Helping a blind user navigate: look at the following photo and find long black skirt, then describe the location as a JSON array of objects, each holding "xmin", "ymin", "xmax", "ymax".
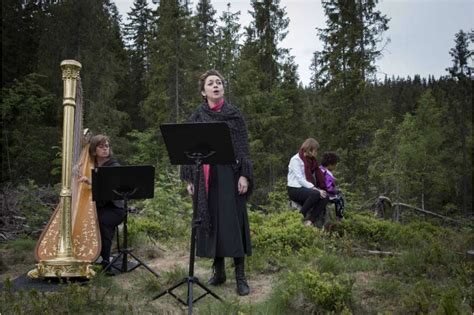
[{"xmin": 196, "ymin": 165, "xmax": 252, "ymax": 258}]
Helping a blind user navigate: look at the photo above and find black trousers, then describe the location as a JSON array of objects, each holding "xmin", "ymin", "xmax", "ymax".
[
  {"xmin": 97, "ymin": 205, "xmax": 126, "ymax": 263},
  {"xmin": 287, "ymin": 186, "xmax": 329, "ymax": 223}
]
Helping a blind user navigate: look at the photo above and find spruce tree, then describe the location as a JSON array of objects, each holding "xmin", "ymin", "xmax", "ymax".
[
  {"xmin": 315, "ymin": 0, "xmax": 389, "ymax": 104},
  {"xmin": 214, "ymin": 3, "xmax": 242, "ymax": 102},
  {"xmin": 234, "ymin": 0, "xmax": 300, "ymax": 194},
  {"xmin": 1, "ymin": 0, "xmax": 44, "ymax": 87},
  {"xmin": 395, "ymin": 90, "xmax": 450, "ymax": 210},
  {"xmin": 36, "ymin": 0, "xmax": 130, "ymax": 143},
  {"xmin": 310, "ymin": 0, "xmax": 389, "ymax": 192},
  {"xmin": 248, "ymin": 0, "xmax": 289, "ymax": 92},
  {"xmin": 1, "ymin": 74, "xmax": 59, "ymax": 183},
  {"xmin": 144, "ymin": 0, "xmax": 199, "ymax": 127},
  {"xmin": 193, "ymin": 0, "xmax": 217, "ymax": 69},
  {"xmin": 123, "ymin": 0, "xmax": 153, "ymax": 130},
  {"xmin": 445, "ymin": 30, "xmax": 473, "ymax": 214},
  {"xmin": 446, "ymin": 30, "xmax": 473, "ymax": 79}
]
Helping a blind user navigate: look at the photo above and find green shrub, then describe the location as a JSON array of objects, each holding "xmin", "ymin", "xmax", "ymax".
[
  {"xmin": 384, "ymin": 241, "xmax": 459, "ymax": 278},
  {"xmin": 454, "ymin": 261, "xmax": 474, "ymax": 309},
  {"xmin": 129, "ymin": 216, "xmax": 176, "ymax": 241},
  {"xmin": 264, "ymin": 178, "xmax": 292, "ymax": 214},
  {"xmin": 15, "ymin": 180, "xmax": 57, "ymax": 233},
  {"xmin": 2, "ymin": 238, "xmax": 36, "ymax": 251},
  {"xmin": 373, "ymin": 276, "xmax": 403, "ymax": 298},
  {"xmin": 0, "ymin": 238, "xmax": 37, "ymax": 266},
  {"xmin": 251, "ymin": 211, "xmax": 322, "ymax": 256},
  {"xmin": 339, "ymin": 212, "xmax": 402, "ymax": 249},
  {"xmin": 436, "ymin": 289, "xmax": 465, "ymax": 315},
  {"xmin": 399, "ymin": 279, "xmax": 435, "ymax": 313},
  {"xmin": 316, "ymin": 252, "xmax": 345, "ymax": 275},
  {"xmin": 129, "ymin": 169, "xmax": 192, "ymax": 243},
  {"xmin": 142, "ymin": 170, "xmax": 192, "ymax": 220},
  {"xmin": 1, "ymin": 279, "xmax": 136, "ymax": 314},
  {"xmin": 280, "ymin": 268, "xmax": 353, "ymax": 313}
]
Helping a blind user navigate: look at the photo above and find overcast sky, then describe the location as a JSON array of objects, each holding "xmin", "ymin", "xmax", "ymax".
[{"xmin": 115, "ymin": 0, "xmax": 473, "ymax": 86}]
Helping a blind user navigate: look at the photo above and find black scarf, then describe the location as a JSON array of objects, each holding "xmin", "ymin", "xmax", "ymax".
[{"xmin": 180, "ymin": 101, "xmax": 253, "ymax": 234}]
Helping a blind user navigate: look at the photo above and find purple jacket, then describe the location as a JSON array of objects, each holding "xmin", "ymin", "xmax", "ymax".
[{"xmin": 319, "ymin": 165, "xmax": 337, "ymax": 196}]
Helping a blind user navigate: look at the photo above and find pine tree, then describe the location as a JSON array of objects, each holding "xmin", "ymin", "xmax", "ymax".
[
  {"xmin": 309, "ymin": 51, "xmax": 326, "ymax": 90},
  {"xmin": 193, "ymin": 0, "xmax": 217, "ymax": 69},
  {"xmin": 1, "ymin": 74, "xmax": 60, "ymax": 183},
  {"xmin": 248, "ymin": 0, "xmax": 289, "ymax": 92},
  {"xmin": 315, "ymin": 0, "xmax": 389, "ymax": 102},
  {"xmin": 234, "ymin": 0, "xmax": 299, "ymax": 195},
  {"xmin": 309, "ymin": 0, "xmax": 389, "ymax": 193},
  {"xmin": 144, "ymin": 0, "xmax": 199, "ymax": 128},
  {"xmin": 395, "ymin": 90, "xmax": 450, "ymax": 210},
  {"xmin": 445, "ymin": 30, "xmax": 473, "ymax": 214},
  {"xmin": 1, "ymin": 0, "xmax": 45, "ymax": 87},
  {"xmin": 214, "ymin": 3, "xmax": 242, "ymax": 101},
  {"xmin": 123, "ymin": 0, "xmax": 153, "ymax": 130},
  {"xmin": 36, "ymin": 0, "xmax": 131, "ymax": 141},
  {"xmin": 446, "ymin": 30, "xmax": 473, "ymax": 79}
]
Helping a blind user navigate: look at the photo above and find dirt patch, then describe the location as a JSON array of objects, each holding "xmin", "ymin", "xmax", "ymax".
[{"xmin": 114, "ymin": 244, "xmax": 275, "ymax": 303}]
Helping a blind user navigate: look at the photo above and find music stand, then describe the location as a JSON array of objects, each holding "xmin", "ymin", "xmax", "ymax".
[
  {"xmin": 92, "ymin": 165, "xmax": 159, "ymax": 278},
  {"xmin": 152, "ymin": 122, "xmax": 235, "ymax": 313}
]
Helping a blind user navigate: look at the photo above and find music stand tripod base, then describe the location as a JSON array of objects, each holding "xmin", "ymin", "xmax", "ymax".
[
  {"xmin": 151, "ymin": 154, "xmax": 223, "ymax": 310},
  {"xmin": 101, "ymin": 209, "xmax": 160, "ymax": 279}
]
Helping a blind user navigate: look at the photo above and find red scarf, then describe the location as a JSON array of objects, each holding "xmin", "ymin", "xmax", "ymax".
[
  {"xmin": 298, "ymin": 149, "xmax": 327, "ymax": 190},
  {"xmin": 203, "ymin": 98, "xmax": 225, "ymax": 194}
]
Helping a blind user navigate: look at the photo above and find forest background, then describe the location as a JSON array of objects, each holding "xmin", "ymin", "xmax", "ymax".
[
  {"xmin": 1, "ymin": 0, "xmax": 473, "ymax": 313},
  {"xmin": 2, "ymin": 0, "xmax": 472, "ymax": 215}
]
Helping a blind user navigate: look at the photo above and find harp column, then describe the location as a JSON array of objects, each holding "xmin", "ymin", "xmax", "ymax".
[
  {"xmin": 28, "ymin": 60, "xmax": 95, "ymax": 278},
  {"xmin": 57, "ymin": 59, "xmax": 81, "ymax": 260}
]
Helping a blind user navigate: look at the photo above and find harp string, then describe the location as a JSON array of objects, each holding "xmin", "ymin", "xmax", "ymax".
[{"xmin": 71, "ymin": 78, "xmax": 84, "ymax": 225}]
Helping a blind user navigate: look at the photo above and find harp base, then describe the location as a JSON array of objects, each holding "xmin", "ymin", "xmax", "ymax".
[{"xmin": 27, "ymin": 259, "xmax": 96, "ymax": 279}]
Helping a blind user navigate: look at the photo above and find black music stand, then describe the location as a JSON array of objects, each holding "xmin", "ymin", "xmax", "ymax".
[
  {"xmin": 92, "ymin": 165, "xmax": 159, "ymax": 278},
  {"xmin": 152, "ymin": 122, "xmax": 235, "ymax": 314}
]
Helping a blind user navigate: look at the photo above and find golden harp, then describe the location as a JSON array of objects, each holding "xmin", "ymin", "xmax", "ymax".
[{"xmin": 28, "ymin": 60, "xmax": 100, "ymax": 278}]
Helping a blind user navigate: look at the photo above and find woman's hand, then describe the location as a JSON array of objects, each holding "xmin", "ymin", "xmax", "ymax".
[
  {"xmin": 312, "ymin": 186, "xmax": 328, "ymax": 198},
  {"xmin": 319, "ymin": 189, "xmax": 328, "ymax": 198},
  {"xmin": 78, "ymin": 175, "xmax": 91, "ymax": 185},
  {"xmin": 238, "ymin": 176, "xmax": 249, "ymax": 195},
  {"xmin": 187, "ymin": 183, "xmax": 194, "ymax": 196}
]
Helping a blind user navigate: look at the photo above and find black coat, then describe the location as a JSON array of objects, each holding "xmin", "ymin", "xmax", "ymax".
[{"xmin": 181, "ymin": 102, "xmax": 253, "ymax": 258}]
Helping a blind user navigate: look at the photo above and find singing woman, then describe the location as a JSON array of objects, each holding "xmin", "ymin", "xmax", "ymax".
[{"xmin": 181, "ymin": 70, "xmax": 254, "ymax": 296}]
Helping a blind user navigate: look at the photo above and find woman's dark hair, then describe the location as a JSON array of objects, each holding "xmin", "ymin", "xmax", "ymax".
[
  {"xmin": 321, "ymin": 151, "xmax": 340, "ymax": 167},
  {"xmin": 199, "ymin": 69, "xmax": 225, "ymax": 99},
  {"xmin": 89, "ymin": 134, "xmax": 112, "ymax": 160}
]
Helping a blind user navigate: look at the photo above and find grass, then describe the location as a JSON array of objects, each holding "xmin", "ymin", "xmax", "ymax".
[
  {"xmin": 2, "ymin": 238, "xmax": 37, "ymax": 251},
  {"xmin": 1, "ymin": 210, "xmax": 473, "ymax": 314}
]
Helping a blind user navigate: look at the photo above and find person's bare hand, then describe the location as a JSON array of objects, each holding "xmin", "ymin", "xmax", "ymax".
[
  {"xmin": 319, "ymin": 189, "xmax": 327, "ymax": 198},
  {"xmin": 238, "ymin": 176, "xmax": 249, "ymax": 195},
  {"xmin": 187, "ymin": 183, "xmax": 194, "ymax": 195},
  {"xmin": 311, "ymin": 186, "xmax": 327, "ymax": 198},
  {"xmin": 78, "ymin": 175, "xmax": 91, "ymax": 185}
]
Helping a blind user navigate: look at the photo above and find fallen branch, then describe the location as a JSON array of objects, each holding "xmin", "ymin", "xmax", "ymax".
[
  {"xmin": 393, "ymin": 202, "xmax": 462, "ymax": 224},
  {"xmin": 354, "ymin": 248, "xmax": 399, "ymax": 256}
]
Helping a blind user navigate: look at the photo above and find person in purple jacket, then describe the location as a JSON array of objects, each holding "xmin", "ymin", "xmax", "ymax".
[{"xmin": 320, "ymin": 152, "xmax": 345, "ymax": 220}]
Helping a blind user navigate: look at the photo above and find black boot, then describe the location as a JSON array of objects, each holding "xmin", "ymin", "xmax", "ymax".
[
  {"xmin": 234, "ymin": 257, "xmax": 250, "ymax": 296},
  {"xmin": 208, "ymin": 257, "xmax": 226, "ymax": 285}
]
